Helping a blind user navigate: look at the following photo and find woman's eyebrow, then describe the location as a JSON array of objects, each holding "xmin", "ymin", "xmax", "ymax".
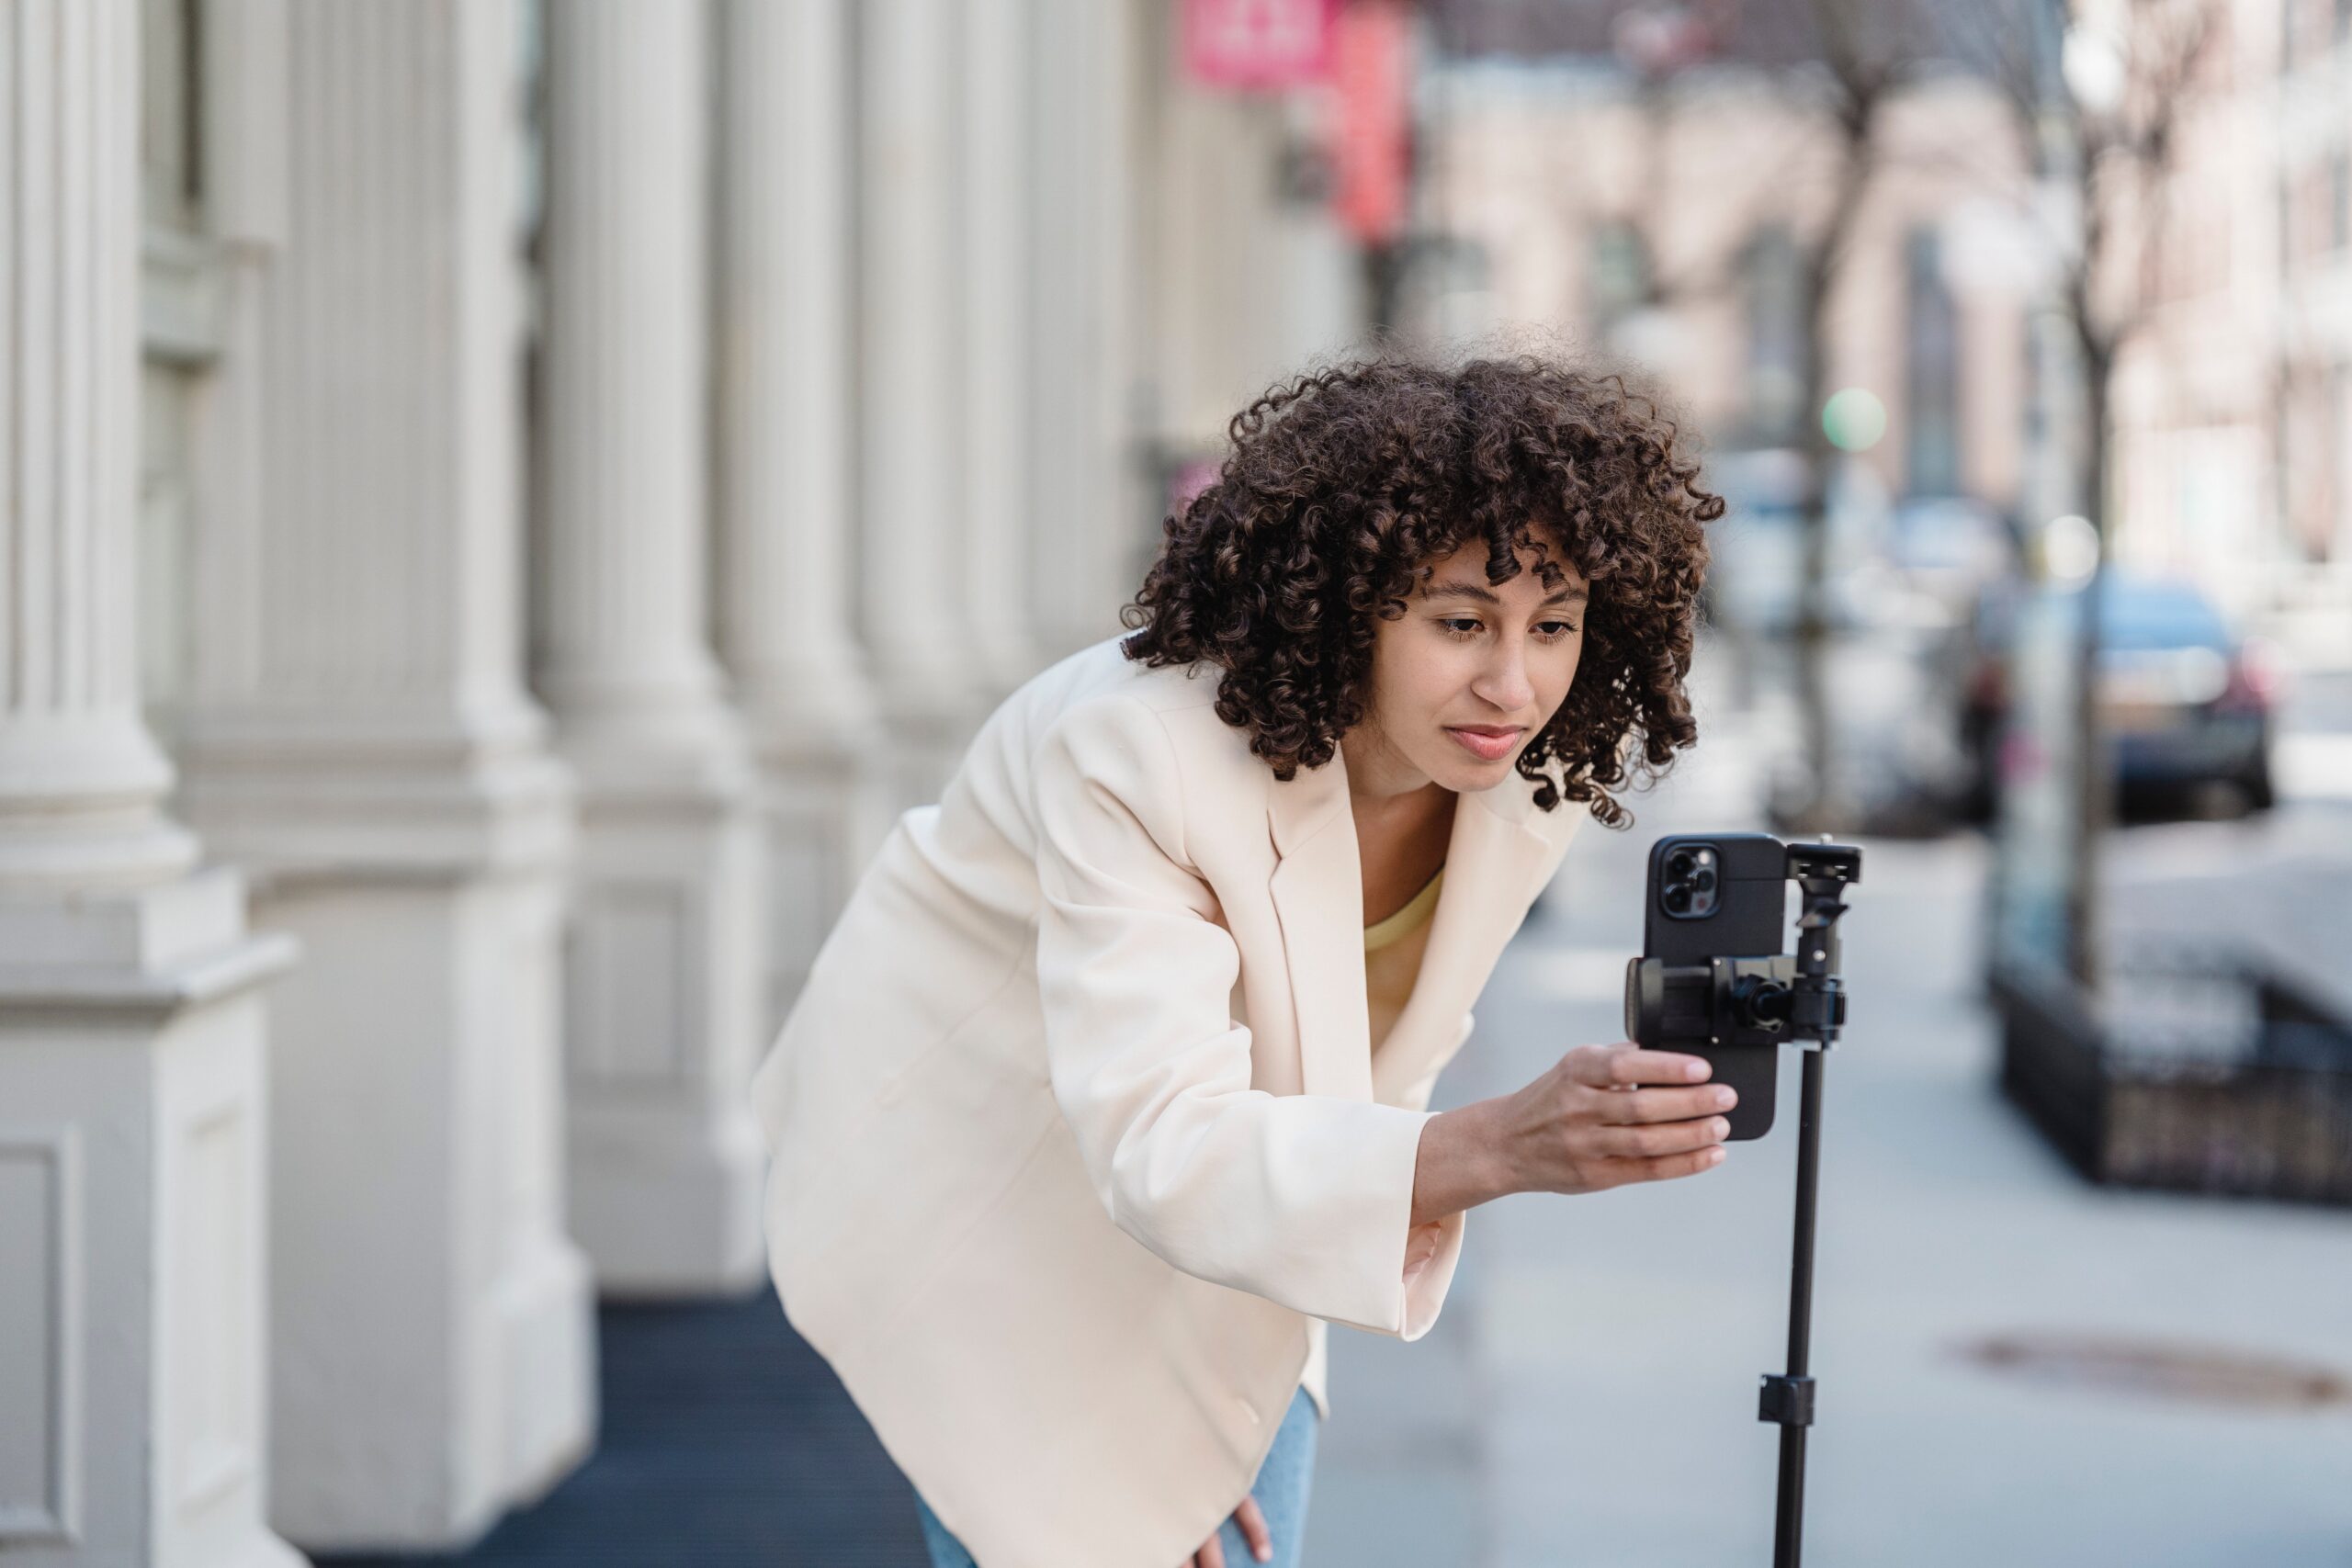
[{"xmin": 1426, "ymin": 581, "xmax": 1590, "ymax": 606}]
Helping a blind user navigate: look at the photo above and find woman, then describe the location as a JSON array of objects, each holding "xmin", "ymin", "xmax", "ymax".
[{"xmin": 749, "ymin": 354, "xmax": 1731, "ymax": 1568}]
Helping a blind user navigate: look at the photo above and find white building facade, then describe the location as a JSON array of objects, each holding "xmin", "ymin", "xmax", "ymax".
[
  {"xmin": 0, "ymin": 0, "xmax": 1374, "ymax": 1562},
  {"xmin": 2110, "ymin": 0, "xmax": 2352, "ymax": 658}
]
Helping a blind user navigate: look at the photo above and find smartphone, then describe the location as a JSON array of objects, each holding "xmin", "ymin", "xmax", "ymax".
[{"xmin": 1636, "ymin": 832, "xmax": 1787, "ymax": 1141}]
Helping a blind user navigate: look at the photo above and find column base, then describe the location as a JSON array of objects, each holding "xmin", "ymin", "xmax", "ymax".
[
  {"xmin": 249, "ymin": 850, "xmax": 596, "ymax": 1552},
  {"xmin": 0, "ymin": 869, "xmax": 308, "ymax": 1568},
  {"xmin": 744, "ymin": 720, "xmax": 882, "ymax": 1038},
  {"xmin": 488, "ymin": 1234, "xmax": 600, "ymax": 1505},
  {"xmin": 204, "ymin": 1526, "xmax": 313, "ymax": 1568},
  {"xmin": 569, "ymin": 1115, "xmax": 768, "ymax": 1296},
  {"xmin": 559, "ymin": 733, "xmax": 773, "ymax": 1299}
]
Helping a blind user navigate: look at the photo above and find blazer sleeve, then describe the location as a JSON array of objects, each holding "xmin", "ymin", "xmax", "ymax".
[
  {"xmin": 1389, "ymin": 1010, "xmax": 1475, "ymax": 1322},
  {"xmin": 1031, "ymin": 693, "xmax": 1454, "ymax": 1339}
]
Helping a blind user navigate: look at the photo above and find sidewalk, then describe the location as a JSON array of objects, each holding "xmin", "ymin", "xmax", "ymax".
[{"xmin": 1306, "ymin": 662, "xmax": 2352, "ymax": 1566}]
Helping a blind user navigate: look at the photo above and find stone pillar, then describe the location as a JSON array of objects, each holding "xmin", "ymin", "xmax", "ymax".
[
  {"xmin": 858, "ymin": 0, "xmax": 992, "ymax": 811},
  {"xmin": 534, "ymin": 0, "xmax": 768, "ymax": 1295},
  {"xmin": 173, "ymin": 0, "xmax": 595, "ymax": 1547},
  {"xmin": 957, "ymin": 0, "xmax": 1047, "ymax": 700},
  {"xmin": 712, "ymin": 0, "xmax": 890, "ymax": 1028},
  {"xmin": 0, "ymin": 5, "xmax": 302, "ymax": 1566},
  {"xmin": 1027, "ymin": 0, "xmax": 1149, "ymax": 663}
]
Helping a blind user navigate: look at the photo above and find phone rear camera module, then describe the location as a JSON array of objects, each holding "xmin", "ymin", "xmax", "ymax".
[{"xmin": 1661, "ymin": 841, "xmax": 1719, "ymax": 919}]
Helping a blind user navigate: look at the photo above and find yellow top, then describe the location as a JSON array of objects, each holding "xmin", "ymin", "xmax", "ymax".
[
  {"xmin": 1363, "ymin": 864, "xmax": 1443, "ymax": 1055},
  {"xmin": 1363, "ymin": 864, "xmax": 1445, "ymax": 953}
]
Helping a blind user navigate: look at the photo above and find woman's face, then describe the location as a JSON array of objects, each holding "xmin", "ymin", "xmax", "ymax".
[{"xmin": 1349, "ymin": 536, "xmax": 1589, "ymax": 799}]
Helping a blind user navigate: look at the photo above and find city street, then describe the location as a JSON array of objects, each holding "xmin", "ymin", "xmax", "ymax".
[
  {"xmin": 27, "ymin": 6, "xmax": 2352, "ymax": 1563},
  {"xmin": 1307, "ymin": 646, "xmax": 2352, "ymax": 1567}
]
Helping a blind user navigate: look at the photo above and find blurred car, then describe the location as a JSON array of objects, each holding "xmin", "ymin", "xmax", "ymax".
[{"xmin": 1955, "ymin": 572, "xmax": 2283, "ymax": 817}]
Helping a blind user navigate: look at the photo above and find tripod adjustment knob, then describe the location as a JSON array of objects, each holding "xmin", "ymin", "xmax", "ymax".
[{"xmin": 1758, "ymin": 1373, "xmax": 1816, "ymax": 1427}]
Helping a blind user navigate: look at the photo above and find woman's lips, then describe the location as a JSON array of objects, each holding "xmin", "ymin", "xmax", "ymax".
[{"xmin": 1445, "ymin": 726, "xmax": 1523, "ymax": 761}]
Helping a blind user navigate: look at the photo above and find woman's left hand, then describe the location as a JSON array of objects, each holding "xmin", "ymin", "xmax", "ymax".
[{"xmin": 1188, "ymin": 1495, "xmax": 1273, "ymax": 1565}]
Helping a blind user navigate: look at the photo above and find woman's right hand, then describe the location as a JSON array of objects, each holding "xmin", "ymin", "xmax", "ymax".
[
  {"xmin": 1489, "ymin": 1042, "xmax": 1735, "ymax": 1197},
  {"xmin": 1185, "ymin": 1495, "xmax": 1272, "ymax": 1566}
]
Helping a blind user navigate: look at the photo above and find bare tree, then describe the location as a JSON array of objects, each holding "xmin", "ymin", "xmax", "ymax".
[
  {"xmin": 1946, "ymin": 0, "xmax": 2222, "ymax": 984},
  {"xmin": 1775, "ymin": 0, "xmax": 1918, "ymax": 832},
  {"xmin": 1602, "ymin": 0, "xmax": 1931, "ymax": 830},
  {"xmin": 1428, "ymin": 0, "xmax": 1960, "ymax": 824}
]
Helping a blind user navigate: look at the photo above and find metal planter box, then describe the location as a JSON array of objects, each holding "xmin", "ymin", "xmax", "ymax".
[{"xmin": 1992, "ymin": 953, "xmax": 2352, "ymax": 1206}]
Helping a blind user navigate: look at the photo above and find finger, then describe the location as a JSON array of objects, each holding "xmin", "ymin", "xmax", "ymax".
[
  {"xmin": 1566, "ymin": 1043, "xmax": 1713, "ymax": 1089},
  {"xmin": 1599, "ymin": 1083, "xmax": 1738, "ymax": 1125},
  {"xmin": 1237, "ymin": 1496, "xmax": 1272, "ymax": 1562},
  {"xmin": 1629, "ymin": 1145, "xmax": 1730, "ymax": 1182},
  {"xmin": 1594, "ymin": 1118, "xmax": 1730, "ymax": 1159},
  {"xmin": 1196, "ymin": 1535, "xmax": 1224, "ymax": 1568}
]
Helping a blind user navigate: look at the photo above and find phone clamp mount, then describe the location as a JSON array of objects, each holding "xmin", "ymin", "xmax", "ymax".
[
  {"xmin": 1624, "ymin": 837, "xmax": 1860, "ymax": 1568},
  {"xmin": 1621, "ymin": 841, "xmax": 1856, "ymax": 1055}
]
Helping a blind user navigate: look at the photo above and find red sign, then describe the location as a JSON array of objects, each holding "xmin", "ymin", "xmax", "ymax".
[
  {"xmin": 1329, "ymin": 0, "xmax": 1413, "ymax": 243},
  {"xmin": 1182, "ymin": 0, "xmax": 1339, "ymax": 90}
]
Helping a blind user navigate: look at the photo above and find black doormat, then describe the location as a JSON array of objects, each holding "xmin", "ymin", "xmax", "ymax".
[{"xmin": 315, "ymin": 1293, "xmax": 928, "ymax": 1567}]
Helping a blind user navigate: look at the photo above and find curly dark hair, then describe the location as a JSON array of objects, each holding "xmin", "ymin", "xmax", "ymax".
[{"xmin": 1118, "ymin": 353, "xmax": 1723, "ymax": 827}]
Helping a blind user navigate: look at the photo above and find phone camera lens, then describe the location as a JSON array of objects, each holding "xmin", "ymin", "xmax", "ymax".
[
  {"xmin": 1667, "ymin": 851, "xmax": 1696, "ymax": 877},
  {"xmin": 1663, "ymin": 884, "xmax": 1691, "ymax": 914},
  {"xmin": 1690, "ymin": 867, "xmax": 1717, "ymax": 894}
]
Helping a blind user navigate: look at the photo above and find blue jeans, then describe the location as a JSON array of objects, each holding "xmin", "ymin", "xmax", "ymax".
[{"xmin": 912, "ymin": 1384, "xmax": 1320, "ymax": 1567}]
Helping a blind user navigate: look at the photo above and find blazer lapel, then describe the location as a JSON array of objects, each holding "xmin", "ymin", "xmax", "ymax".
[
  {"xmin": 1265, "ymin": 745, "xmax": 1372, "ymax": 1101},
  {"xmin": 1265, "ymin": 741, "xmax": 1574, "ymax": 1103}
]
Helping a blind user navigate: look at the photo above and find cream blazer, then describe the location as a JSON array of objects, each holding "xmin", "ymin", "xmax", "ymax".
[{"xmin": 749, "ymin": 632, "xmax": 1583, "ymax": 1567}]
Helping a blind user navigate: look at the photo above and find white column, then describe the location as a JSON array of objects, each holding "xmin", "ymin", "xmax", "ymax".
[
  {"xmin": 1026, "ymin": 0, "xmax": 1150, "ymax": 662},
  {"xmin": 713, "ymin": 0, "xmax": 892, "ymax": 1028},
  {"xmin": 0, "ymin": 5, "xmax": 302, "ymax": 1566},
  {"xmin": 858, "ymin": 0, "xmax": 992, "ymax": 810},
  {"xmin": 957, "ymin": 0, "xmax": 1047, "ymax": 698},
  {"xmin": 172, "ymin": 0, "xmax": 595, "ymax": 1547},
  {"xmin": 535, "ymin": 0, "xmax": 768, "ymax": 1295}
]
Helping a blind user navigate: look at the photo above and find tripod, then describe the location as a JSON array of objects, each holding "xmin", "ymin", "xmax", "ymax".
[{"xmin": 1757, "ymin": 844, "xmax": 1857, "ymax": 1568}]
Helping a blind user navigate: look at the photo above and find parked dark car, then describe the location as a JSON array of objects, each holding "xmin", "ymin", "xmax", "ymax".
[{"xmin": 1955, "ymin": 573, "xmax": 2282, "ymax": 818}]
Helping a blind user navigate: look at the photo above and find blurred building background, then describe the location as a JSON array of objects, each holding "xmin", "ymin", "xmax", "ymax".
[{"xmin": 2, "ymin": 1, "xmax": 2345, "ymax": 1565}]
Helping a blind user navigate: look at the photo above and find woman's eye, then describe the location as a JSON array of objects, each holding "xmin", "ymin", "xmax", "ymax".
[{"xmin": 1439, "ymin": 617, "xmax": 1578, "ymax": 640}]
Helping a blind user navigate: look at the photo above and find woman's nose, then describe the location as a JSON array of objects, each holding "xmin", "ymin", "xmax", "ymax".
[{"xmin": 1476, "ymin": 646, "xmax": 1535, "ymax": 711}]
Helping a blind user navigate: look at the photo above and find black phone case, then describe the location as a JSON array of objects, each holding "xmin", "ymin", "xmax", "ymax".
[{"xmin": 1641, "ymin": 832, "xmax": 1785, "ymax": 1141}]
